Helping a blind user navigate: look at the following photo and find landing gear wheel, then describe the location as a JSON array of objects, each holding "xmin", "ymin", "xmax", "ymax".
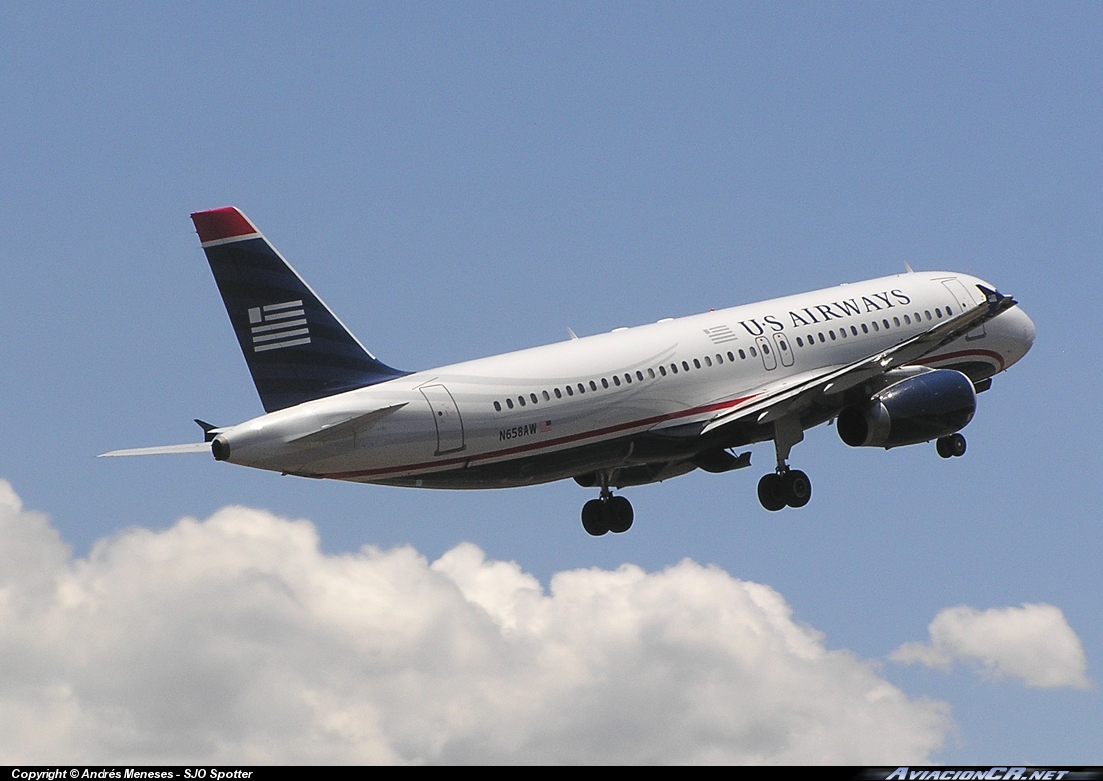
[
  {"xmin": 606, "ymin": 496, "xmax": 634, "ymax": 534},
  {"xmin": 782, "ymin": 470, "xmax": 812, "ymax": 508},
  {"xmin": 581, "ymin": 499, "xmax": 608, "ymax": 536},
  {"xmin": 757, "ymin": 473, "xmax": 787, "ymax": 511},
  {"xmin": 937, "ymin": 433, "xmax": 967, "ymax": 458}
]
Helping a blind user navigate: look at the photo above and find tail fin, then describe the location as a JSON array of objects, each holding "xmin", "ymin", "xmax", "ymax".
[{"xmin": 191, "ymin": 207, "xmax": 407, "ymax": 412}]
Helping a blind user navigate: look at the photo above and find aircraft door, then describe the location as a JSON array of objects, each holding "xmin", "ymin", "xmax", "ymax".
[
  {"xmin": 419, "ymin": 384, "xmax": 466, "ymax": 455},
  {"xmin": 773, "ymin": 332, "xmax": 794, "ymax": 367},
  {"xmin": 755, "ymin": 336, "xmax": 778, "ymax": 370},
  {"xmin": 942, "ymin": 279, "xmax": 986, "ymax": 341}
]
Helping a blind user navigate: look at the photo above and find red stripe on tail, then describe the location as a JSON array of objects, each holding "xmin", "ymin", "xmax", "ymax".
[{"xmin": 191, "ymin": 207, "xmax": 258, "ymax": 243}]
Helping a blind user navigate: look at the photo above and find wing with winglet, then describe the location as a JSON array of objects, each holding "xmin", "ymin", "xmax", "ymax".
[{"xmin": 700, "ymin": 286, "xmax": 1018, "ymax": 437}]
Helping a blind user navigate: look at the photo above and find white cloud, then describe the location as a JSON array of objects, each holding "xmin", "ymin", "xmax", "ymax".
[
  {"xmin": 890, "ymin": 604, "xmax": 1090, "ymax": 689},
  {"xmin": 0, "ymin": 479, "xmax": 949, "ymax": 764}
]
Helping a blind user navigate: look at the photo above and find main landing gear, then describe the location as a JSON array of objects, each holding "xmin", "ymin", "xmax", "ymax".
[
  {"xmin": 936, "ymin": 433, "xmax": 967, "ymax": 458},
  {"xmin": 757, "ymin": 469, "xmax": 812, "ymax": 511},
  {"xmin": 580, "ymin": 474, "xmax": 634, "ymax": 536},
  {"xmin": 757, "ymin": 413, "xmax": 812, "ymax": 512}
]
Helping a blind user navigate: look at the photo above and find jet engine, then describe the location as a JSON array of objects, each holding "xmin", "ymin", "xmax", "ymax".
[{"xmin": 836, "ymin": 369, "xmax": 977, "ymax": 449}]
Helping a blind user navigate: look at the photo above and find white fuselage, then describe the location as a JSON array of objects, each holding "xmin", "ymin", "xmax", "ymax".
[{"xmin": 215, "ymin": 271, "xmax": 1035, "ymax": 488}]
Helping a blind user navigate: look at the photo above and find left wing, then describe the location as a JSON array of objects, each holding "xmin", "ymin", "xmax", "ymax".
[{"xmin": 701, "ymin": 285, "xmax": 1017, "ymax": 436}]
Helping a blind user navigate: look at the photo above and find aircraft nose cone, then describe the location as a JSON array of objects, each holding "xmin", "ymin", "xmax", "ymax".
[
  {"xmin": 1002, "ymin": 305, "xmax": 1035, "ymax": 366},
  {"xmin": 1014, "ymin": 306, "xmax": 1036, "ymax": 350}
]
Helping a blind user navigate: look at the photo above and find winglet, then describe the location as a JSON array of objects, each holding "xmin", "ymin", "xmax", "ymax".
[
  {"xmin": 976, "ymin": 284, "xmax": 1017, "ymax": 314},
  {"xmin": 191, "ymin": 207, "xmax": 260, "ymax": 246}
]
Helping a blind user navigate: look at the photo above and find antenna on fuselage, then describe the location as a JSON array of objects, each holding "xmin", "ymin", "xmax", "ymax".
[
  {"xmin": 904, "ymin": 262, "xmax": 915, "ymax": 273},
  {"xmin": 567, "ymin": 327, "xmax": 579, "ymax": 340}
]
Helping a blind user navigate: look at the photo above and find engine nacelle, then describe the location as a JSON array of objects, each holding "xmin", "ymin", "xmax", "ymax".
[{"xmin": 837, "ymin": 369, "xmax": 977, "ymax": 449}]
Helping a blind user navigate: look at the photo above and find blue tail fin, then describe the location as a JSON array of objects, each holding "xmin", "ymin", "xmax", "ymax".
[{"xmin": 191, "ymin": 207, "xmax": 407, "ymax": 412}]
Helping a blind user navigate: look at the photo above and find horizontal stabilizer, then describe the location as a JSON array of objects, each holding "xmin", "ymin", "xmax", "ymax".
[
  {"xmin": 286, "ymin": 403, "xmax": 407, "ymax": 445},
  {"xmin": 98, "ymin": 442, "xmax": 212, "ymax": 458}
]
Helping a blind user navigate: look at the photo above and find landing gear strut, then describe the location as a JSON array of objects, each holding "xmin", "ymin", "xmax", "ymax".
[
  {"xmin": 936, "ymin": 433, "xmax": 967, "ymax": 458},
  {"xmin": 757, "ymin": 414, "xmax": 812, "ymax": 511},
  {"xmin": 581, "ymin": 473, "xmax": 634, "ymax": 536}
]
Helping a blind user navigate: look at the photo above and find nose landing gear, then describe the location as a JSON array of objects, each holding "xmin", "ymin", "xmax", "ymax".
[{"xmin": 580, "ymin": 474, "xmax": 634, "ymax": 536}]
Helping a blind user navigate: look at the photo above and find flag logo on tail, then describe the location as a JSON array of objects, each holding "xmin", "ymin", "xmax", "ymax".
[{"xmin": 248, "ymin": 300, "xmax": 311, "ymax": 352}]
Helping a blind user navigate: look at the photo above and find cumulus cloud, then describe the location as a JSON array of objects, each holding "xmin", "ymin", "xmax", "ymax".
[
  {"xmin": 890, "ymin": 604, "xmax": 1090, "ymax": 689},
  {"xmin": 0, "ymin": 479, "xmax": 949, "ymax": 763}
]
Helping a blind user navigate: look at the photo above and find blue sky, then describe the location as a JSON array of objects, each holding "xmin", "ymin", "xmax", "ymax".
[{"xmin": 0, "ymin": 2, "xmax": 1100, "ymax": 763}]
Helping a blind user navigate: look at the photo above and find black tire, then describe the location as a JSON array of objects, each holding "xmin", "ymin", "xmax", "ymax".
[
  {"xmin": 757, "ymin": 473, "xmax": 787, "ymax": 511},
  {"xmin": 606, "ymin": 496, "xmax": 634, "ymax": 534},
  {"xmin": 783, "ymin": 470, "xmax": 812, "ymax": 508},
  {"xmin": 581, "ymin": 499, "xmax": 608, "ymax": 536},
  {"xmin": 936, "ymin": 437, "xmax": 952, "ymax": 458},
  {"xmin": 948, "ymin": 433, "xmax": 967, "ymax": 457}
]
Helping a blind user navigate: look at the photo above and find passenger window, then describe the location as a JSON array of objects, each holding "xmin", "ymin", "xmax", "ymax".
[
  {"xmin": 728, "ymin": 352, "xmax": 736, "ymax": 361},
  {"xmin": 861, "ymin": 323, "xmax": 869, "ymax": 334},
  {"xmin": 624, "ymin": 374, "xmax": 631, "ymax": 384},
  {"xmin": 839, "ymin": 329, "xmax": 846, "ymax": 338},
  {"xmin": 637, "ymin": 371, "xmax": 645, "ymax": 381},
  {"xmin": 671, "ymin": 364, "xmax": 679, "ymax": 374},
  {"xmin": 682, "ymin": 361, "xmax": 690, "ymax": 371},
  {"xmin": 851, "ymin": 326, "xmax": 858, "ymax": 336},
  {"xmin": 716, "ymin": 354, "xmax": 724, "ymax": 364},
  {"xmin": 914, "ymin": 312, "xmax": 921, "ymax": 322},
  {"xmin": 925, "ymin": 311, "xmax": 932, "ymax": 320},
  {"xmin": 904, "ymin": 315, "xmax": 911, "ymax": 325},
  {"xmin": 506, "ymin": 398, "xmax": 514, "ymax": 409},
  {"xmin": 946, "ymin": 304, "xmax": 953, "ymax": 314},
  {"xmin": 796, "ymin": 337, "xmax": 804, "ymax": 347},
  {"xmin": 750, "ymin": 346, "xmax": 757, "ymax": 357},
  {"xmin": 648, "ymin": 369, "xmax": 655, "ymax": 379},
  {"xmin": 494, "ymin": 401, "xmax": 501, "ymax": 411},
  {"xmin": 893, "ymin": 317, "xmax": 901, "ymax": 326},
  {"xmin": 566, "ymin": 386, "xmax": 574, "ymax": 396},
  {"xmin": 601, "ymin": 378, "xmax": 609, "ymax": 389},
  {"xmin": 613, "ymin": 375, "xmax": 621, "ymax": 386},
  {"xmin": 659, "ymin": 366, "xmax": 667, "ymax": 376},
  {"xmin": 693, "ymin": 358, "xmax": 702, "ymax": 369},
  {"xmin": 872, "ymin": 322, "xmax": 879, "ymax": 331},
  {"xmin": 518, "ymin": 396, "xmax": 526, "ymax": 407},
  {"xmin": 578, "ymin": 383, "xmax": 586, "ymax": 394},
  {"xmin": 935, "ymin": 308, "xmax": 942, "ymax": 318},
  {"xmin": 590, "ymin": 380, "xmax": 598, "ymax": 391},
  {"xmin": 818, "ymin": 333, "xmax": 825, "ymax": 343},
  {"xmin": 704, "ymin": 356, "xmax": 712, "ymax": 367},
  {"xmin": 543, "ymin": 390, "xmax": 550, "ymax": 401},
  {"xmin": 738, "ymin": 349, "xmax": 746, "ymax": 359},
  {"xmin": 829, "ymin": 330, "xmax": 836, "ymax": 340},
  {"xmin": 762, "ymin": 343, "xmax": 771, "ymax": 353},
  {"xmin": 554, "ymin": 388, "xmax": 562, "ymax": 398},
  {"xmin": 530, "ymin": 393, "xmax": 538, "ymax": 404},
  {"xmin": 883, "ymin": 319, "xmax": 890, "ymax": 329}
]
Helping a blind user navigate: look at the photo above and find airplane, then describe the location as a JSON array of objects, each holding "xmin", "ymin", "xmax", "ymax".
[{"xmin": 102, "ymin": 206, "xmax": 1036, "ymax": 535}]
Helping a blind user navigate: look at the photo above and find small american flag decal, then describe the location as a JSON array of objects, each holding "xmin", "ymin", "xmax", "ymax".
[{"xmin": 248, "ymin": 300, "xmax": 311, "ymax": 352}]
